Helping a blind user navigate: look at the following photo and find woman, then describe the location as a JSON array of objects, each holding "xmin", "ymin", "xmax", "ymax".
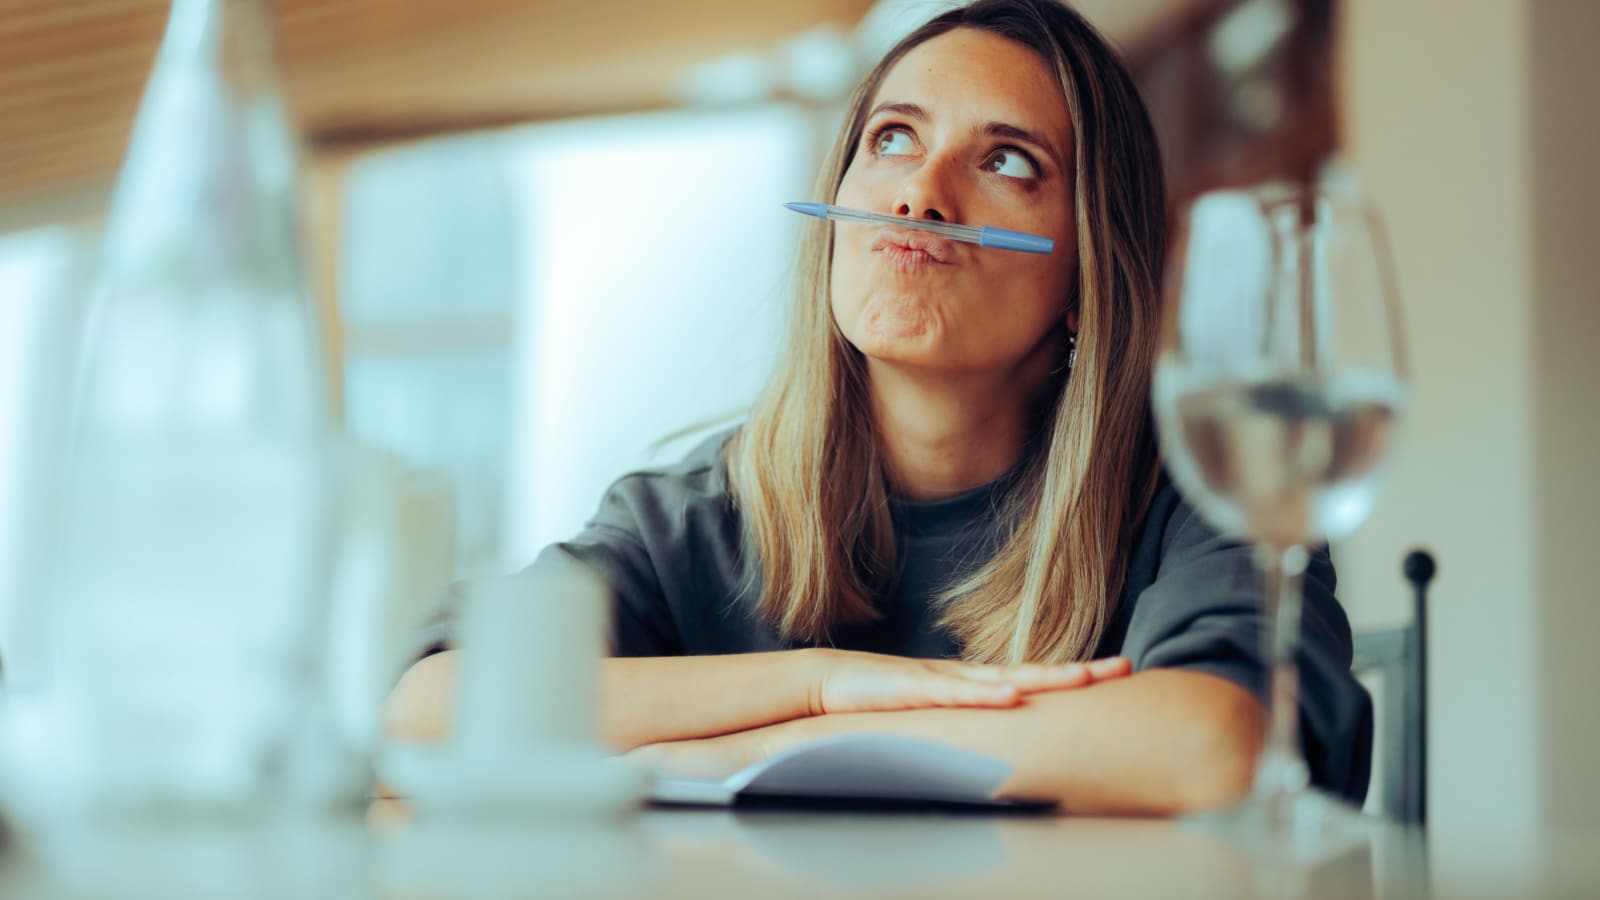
[{"xmin": 387, "ymin": 0, "xmax": 1372, "ymax": 815}]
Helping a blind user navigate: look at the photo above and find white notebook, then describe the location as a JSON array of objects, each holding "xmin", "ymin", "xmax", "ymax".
[{"xmin": 648, "ymin": 733, "xmax": 1050, "ymax": 810}]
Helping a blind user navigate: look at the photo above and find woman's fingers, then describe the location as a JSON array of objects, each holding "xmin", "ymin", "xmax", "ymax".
[
  {"xmin": 936, "ymin": 661, "xmax": 1079, "ymax": 687},
  {"xmin": 1086, "ymin": 656, "xmax": 1133, "ymax": 679},
  {"xmin": 1002, "ymin": 662, "xmax": 1095, "ymax": 690},
  {"xmin": 940, "ymin": 657, "xmax": 1132, "ymax": 693},
  {"xmin": 921, "ymin": 675, "xmax": 1022, "ymax": 708},
  {"xmin": 907, "ymin": 657, "xmax": 1134, "ymax": 709},
  {"xmin": 817, "ymin": 653, "xmax": 1135, "ymax": 715}
]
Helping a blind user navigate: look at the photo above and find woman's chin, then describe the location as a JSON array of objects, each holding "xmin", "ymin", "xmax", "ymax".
[
  {"xmin": 852, "ymin": 296, "xmax": 938, "ymax": 344},
  {"xmin": 851, "ymin": 325, "xmax": 937, "ymax": 364},
  {"xmin": 838, "ymin": 291, "xmax": 966, "ymax": 366},
  {"xmin": 852, "ymin": 333, "xmax": 953, "ymax": 370}
]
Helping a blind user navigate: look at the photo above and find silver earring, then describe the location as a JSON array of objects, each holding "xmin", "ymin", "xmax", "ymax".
[{"xmin": 1067, "ymin": 333, "xmax": 1078, "ymax": 370}]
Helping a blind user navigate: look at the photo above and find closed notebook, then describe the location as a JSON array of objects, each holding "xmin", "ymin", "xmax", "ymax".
[{"xmin": 648, "ymin": 733, "xmax": 1052, "ymax": 811}]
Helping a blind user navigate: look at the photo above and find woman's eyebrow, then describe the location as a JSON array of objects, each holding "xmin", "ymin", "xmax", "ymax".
[
  {"xmin": 866, "ymin": 100, "xmax": 928, "ymax": 121},
  {"xmin": 867, "ymin": 100, "xmax": 1063, "ymax": 171},
  {"xmin": 981, "ymin": 122, "xmax": 1063, "ymax": 170}
]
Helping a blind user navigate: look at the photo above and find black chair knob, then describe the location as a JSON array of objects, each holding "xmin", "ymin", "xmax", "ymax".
[{"xmin": 1404, "ymin": 549, "xmax": 1436, "ymax": 589}]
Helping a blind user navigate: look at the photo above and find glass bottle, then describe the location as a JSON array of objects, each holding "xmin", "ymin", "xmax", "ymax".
[{"xmin": 16, "ymin": 0, "xmax": 344, "ymax": 822}]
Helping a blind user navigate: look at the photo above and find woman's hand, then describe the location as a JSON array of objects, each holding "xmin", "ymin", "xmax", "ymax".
[{"xmin": 810, "ymin": 651, "xmax": 1132, "ymax": 716}]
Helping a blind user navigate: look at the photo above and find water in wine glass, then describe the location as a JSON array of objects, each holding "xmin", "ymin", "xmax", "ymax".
[{"xmin": 1154, "ymin": 365, "xmax": 1406, "ymax": 549}]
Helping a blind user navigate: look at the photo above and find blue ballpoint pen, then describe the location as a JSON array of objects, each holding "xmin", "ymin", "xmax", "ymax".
[{"xmin": 785, "ymin": 202, "xmax": 1054, "ymax": 255}]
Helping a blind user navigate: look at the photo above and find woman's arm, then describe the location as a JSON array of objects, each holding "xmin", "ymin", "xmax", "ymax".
[
  {"xmin": 383, "ymin": 649, "xmax": 1132, "ymax": 750},
  {"xmin": 383, "ymin": 649, "xmax": 823, "ymax": 748},
  {"xmin": 637, "ymin": 668, "xmax": 1263, "ymax": 816}
]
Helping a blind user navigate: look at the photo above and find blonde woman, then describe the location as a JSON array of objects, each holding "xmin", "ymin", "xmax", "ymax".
[{"xmin": 388, "ymin": 0, "xmax": 1371, "ymax": 815}]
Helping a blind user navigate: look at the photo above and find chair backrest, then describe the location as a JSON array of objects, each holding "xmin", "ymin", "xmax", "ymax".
[{"xmin": 1351, "ymin": 549, "xmax": 1435, "ymax": 825}]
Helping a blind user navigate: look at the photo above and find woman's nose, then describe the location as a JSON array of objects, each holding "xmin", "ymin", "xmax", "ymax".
[{"xmin": 891, "ymin": 158, "xmax": 958, "ymax": 222}]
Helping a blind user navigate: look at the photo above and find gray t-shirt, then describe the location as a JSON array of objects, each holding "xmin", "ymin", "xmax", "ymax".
[{"xmin": 440, "ymin": 430, "xmax": 1372, "ymax": 800}]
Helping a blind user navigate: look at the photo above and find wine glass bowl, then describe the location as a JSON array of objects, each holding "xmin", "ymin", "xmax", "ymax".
[{"xmin": 1156, "ymin": 366, "xmax": 1405, "ymax": 551}]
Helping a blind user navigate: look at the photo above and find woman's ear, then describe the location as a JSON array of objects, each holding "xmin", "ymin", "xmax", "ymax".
[{"xmin": 1066, "ymin": 307, "xmax": 1081, "ymax": 335}]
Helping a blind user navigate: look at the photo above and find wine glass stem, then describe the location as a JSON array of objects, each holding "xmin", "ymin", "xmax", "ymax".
[{"xmin": 1255, "ymin": 543, "xmax": 1312, "ymax": 798}]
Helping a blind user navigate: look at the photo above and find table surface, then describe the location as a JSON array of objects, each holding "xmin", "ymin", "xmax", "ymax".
[{"xmin": 0, "ymin": 803, "xmax": 1594, "ymax": 899}]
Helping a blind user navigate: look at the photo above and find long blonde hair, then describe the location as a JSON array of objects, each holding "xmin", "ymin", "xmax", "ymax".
[{"xmin": 727, "ymin": 0, "xmax": 1166, "ymax": 664}]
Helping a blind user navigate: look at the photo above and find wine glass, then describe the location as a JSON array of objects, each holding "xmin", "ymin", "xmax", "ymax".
[{"xmin": 1151, "ymin": 184, "xmax": 1406, "ymax": 846}]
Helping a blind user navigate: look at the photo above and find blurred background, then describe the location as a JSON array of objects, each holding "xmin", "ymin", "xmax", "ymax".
[{"xmin": 0, "ymin": 0, "xmax": 1595, "ymax": 842}]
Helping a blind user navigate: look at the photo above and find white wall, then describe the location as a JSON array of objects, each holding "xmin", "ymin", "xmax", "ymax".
[
  {"xmin": 1337, "ymin": 0, "xmax": 1600, "ymax": 836},
  {"xmin": 500, "ymin": 104, "xmax": 818, "ymax": 564}
]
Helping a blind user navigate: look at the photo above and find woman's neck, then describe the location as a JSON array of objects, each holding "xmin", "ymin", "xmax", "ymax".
[{"xmin": 868, "ymin": 361, "xmax": 1045, "ymax": 502}]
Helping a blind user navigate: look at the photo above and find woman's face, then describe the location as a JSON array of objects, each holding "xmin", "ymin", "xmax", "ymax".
[{"xmin": 831, "ymin": 28, "xmax": 1078, "ymax": 375}]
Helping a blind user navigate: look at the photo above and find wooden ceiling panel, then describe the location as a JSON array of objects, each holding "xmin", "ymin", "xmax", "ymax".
[{"xmin": 0, "ymin": 0, "xmax": 875, "ymax": 225}]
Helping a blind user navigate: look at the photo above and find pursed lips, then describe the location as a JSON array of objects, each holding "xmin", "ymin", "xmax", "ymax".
[{"xmin": 871, "ymin": 228, "xmax": 957, "ymax": 267}]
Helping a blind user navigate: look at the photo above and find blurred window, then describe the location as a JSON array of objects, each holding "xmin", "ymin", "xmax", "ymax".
[
  {"xmin": 0, "ymin": 226, "xmax": 81, "ymax": 675},
  {"xmin": 339, "ymin": 103, "xmax": 822, "ymax": 571}
]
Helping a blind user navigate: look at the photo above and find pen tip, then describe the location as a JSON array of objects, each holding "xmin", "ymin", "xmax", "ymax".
[{"xmin": 785, "ymin": 202, "xmax": 828, "ymax": 219}]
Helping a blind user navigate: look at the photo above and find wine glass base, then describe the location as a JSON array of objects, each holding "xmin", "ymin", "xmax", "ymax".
[{"xmin": 1186, "ymin": 786, "xmax": 1377, "ymax": 868}]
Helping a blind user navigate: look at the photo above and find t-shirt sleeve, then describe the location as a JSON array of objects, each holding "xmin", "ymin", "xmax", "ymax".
[
  {"xmin": 1120, "ymin": 500, "xmax": 1374, "ymax": 801},
  {"xmin": 554, "ymin": 475, "xmax": 685, "ymax": 658}
]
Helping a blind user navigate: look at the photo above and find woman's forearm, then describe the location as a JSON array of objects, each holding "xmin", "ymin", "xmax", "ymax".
[
  {"xmin": 952, "ymin": 669, "xmax": 1262, "ymax": 814},
  {"xmin": 656, "ymin": 669, "xmax": 1265, "ymax": 816},
  {"xmin": 598, "ymin": 650, "xmax": 829, "ymax": 749},
  {"xmin": 383, "ymin": 648, "xmax": 828, "ymax": 750}
]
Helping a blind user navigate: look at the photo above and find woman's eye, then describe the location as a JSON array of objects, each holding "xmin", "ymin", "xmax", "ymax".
[
  {"xmin": 874, "ymin": 128, "xmax": 915, "ymax": 156},
  {"xmin": 985, "ymin": 149, "xmax": 1038, "ymax": 179}
]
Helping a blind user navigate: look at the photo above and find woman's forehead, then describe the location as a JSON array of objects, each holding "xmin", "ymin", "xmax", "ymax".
[{"xmin": 870, "ymin": 28, "xmax": 1073, "ymax": 145}]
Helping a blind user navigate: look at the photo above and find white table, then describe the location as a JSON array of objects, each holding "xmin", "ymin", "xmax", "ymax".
[{"xmin": 0, "ymin": 804, "xmax": 1593, "ymax": 898}]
